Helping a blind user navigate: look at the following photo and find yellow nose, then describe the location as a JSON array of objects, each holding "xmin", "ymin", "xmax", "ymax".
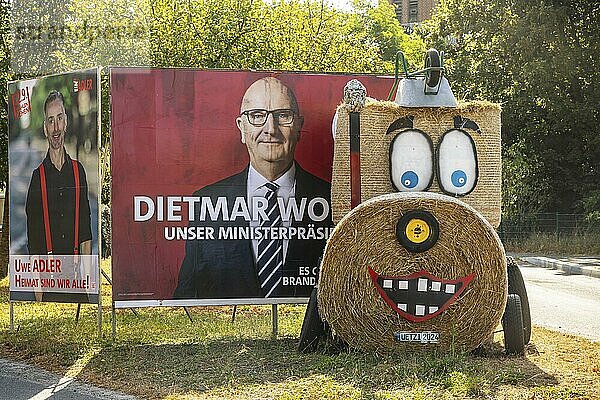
[{"xmin": 405, "ymin": 219, "xmax": 430, "ymax": 244}]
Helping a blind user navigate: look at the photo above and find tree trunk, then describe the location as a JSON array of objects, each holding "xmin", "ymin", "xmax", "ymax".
[{"xmin": 0, "ymin": 181, "xmax": 9, "ymax": 279}]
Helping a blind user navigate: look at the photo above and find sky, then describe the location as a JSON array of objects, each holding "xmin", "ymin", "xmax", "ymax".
[{"xmin": 327, "ymin": 0, "xmax": 355, "ymax": 11}]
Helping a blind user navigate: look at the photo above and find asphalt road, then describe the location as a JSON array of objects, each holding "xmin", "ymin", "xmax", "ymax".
[
  {"xmin": 519, "ymin": 262, "xmax": 600, "ymax": 342},
  {"xmin": 0, "ymin": 358, "xmax": 135, "ymax": 400}
]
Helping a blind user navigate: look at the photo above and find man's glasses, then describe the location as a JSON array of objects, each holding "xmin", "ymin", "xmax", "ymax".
[{"xmin": 241, "ymin": 109, "xmax": 295, "ymax": 127}]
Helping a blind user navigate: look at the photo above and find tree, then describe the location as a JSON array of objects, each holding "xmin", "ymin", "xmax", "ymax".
[
  {"xmin": 0, "ymin": 0, "xmax": 11, "ymax": 188},
  {"xmin": 423, "ymin": 0, "xmax": 600, "ymax": 215},
  {"xmin": 357, "ymin": 0, "xmax": 425, "ymax": 72},
  {"xmin": 0, "ymin": 0, "xmax": 12, "ymax": 278},
  {"xmin": 148, "ymin": 0, "xmax": 398, "ymax": 73}
]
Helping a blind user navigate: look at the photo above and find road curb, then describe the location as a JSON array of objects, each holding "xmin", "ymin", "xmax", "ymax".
[{"xmin": 520, "ymin": 256, "xmax": 600, "ymax": 279}]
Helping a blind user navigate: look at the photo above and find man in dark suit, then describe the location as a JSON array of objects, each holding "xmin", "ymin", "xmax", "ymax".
[{"xmin": 173, "ymin": 77, "xmax": 332, "ymax": 299}]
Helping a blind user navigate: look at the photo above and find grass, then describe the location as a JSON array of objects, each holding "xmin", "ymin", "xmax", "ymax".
[
  {"xmin": 1, "ymin": 259, "xmax": 599, "ymax": 399},
  {"xmin": 504, "ymin": 232, "xmax": 600, "ymax": 255}
]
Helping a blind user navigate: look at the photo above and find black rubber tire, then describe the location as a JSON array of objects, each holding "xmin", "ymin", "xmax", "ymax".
[
  {"xmin": 503, "ymin": 294, "xmax": 525, "ymax": 355},
  {"xmin": 298, "ymin": 287, "xmax": 325, "ymax": 353},
  {"xmin": 425, "ymin": 48, "xmax": 441, "ymax": 88},
  {"xmin": 507, "ymin": 258, "xmax": 532, "ymax": 344}
]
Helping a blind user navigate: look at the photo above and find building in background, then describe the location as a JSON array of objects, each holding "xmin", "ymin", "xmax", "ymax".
[{"xmin": 390, "ymin": 0, "xmax": 438, "ymax": 32}]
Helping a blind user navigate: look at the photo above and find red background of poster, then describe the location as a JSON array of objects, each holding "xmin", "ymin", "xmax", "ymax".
[{"xmin": 110, "ymin": 68, "xmax": 393, "ymax": 301}]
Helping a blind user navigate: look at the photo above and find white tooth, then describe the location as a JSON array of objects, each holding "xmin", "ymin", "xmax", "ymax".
[
  {"xmin": 429, "ymin": 306, "xmax": 439, "ymax": 314},
  {"xmin": 415, "ymin": 305, "xmax": 426, "ymax": 316},
  {"xmin": 445, "ymin": 284, "xmax": 456, "ymax": 294},
  {"xmin": 383, "ymin": 279, "xmax": 393, "ymax": 289},
  {"xmin": 398, "ymin": 280, "xmax": 409, "ymax": 290},
  {"xmin": 398, "ymin": 303, "xmax": 407, "ymax": 312},
  {"xmin": 417, "ymin": 278, "xmax": 428, "ymax": 292},
  {"xmin": 431, "ymin": 281, "xmax": 441, "ymax": 291}
]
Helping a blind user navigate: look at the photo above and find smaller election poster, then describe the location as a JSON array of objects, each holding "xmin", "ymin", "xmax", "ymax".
[{"xmin": 8, "ymin": 68, "xmax": 100, "ymax": 303}]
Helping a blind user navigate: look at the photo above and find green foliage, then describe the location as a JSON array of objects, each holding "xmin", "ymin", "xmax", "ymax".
[
  {"xmin": 582, "ymin": 190, "xmax": 600, "ymax": 229},
  {"xmin": 0, "ymin": 0, "xmax": 13, "ymax": 188},
  {"xmin": 359, "ymin": 0, "xmax": 425, "ymax": 72},
  {"xmin": 502, "ymin": 140, "xmax": 552, "ymax": 214},
  {"xmin": 99, "ymin": 74, "xmax": 110, "ymax": 205},
  {"xmin": 54, "ymin": 0, "xmax": 152, "ymax": 70},
  {"xmin": 9, "ymin": 0, "xmax": 69, "ymax": 77},
  {"xmin": 148, "ymin": 0, "xmax": 420, "ymax": 73},
  {"xmin": 423, "ymin": 0, "xmax": 600, "ymax": 215},
  {"xmin": 0, "ymin": 0, "xmax": 9, "ymax": 278},
  {"xmin": 581, "ymin": 190, "xmax": 600, "ymax": 215}
]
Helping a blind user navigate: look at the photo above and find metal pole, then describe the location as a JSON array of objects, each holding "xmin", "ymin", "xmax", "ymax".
[
  {"xmin": 102, "ymin": 269, "xmax": 137, "ymax": 316},
  {"xmin": 97, "ymin": 284, "xmax": 102, "ymax": 339},
  {"xmin": 183, "ymin": 307, "xmax": 193, "ymax": 323},
  {"xmin": 111, "ymin": 302, "xmax": 116, "ymax": 341},
  {"xmin": 271, "ymin": 304, "xmax": 278, "ymax": 337},
  {"xmin": 75, "ymin": 304, "xmax": 81, "ymax": 323},
  {"xmin": 9, "ymin": 302, "xmax": 14, "ymax": 333}
]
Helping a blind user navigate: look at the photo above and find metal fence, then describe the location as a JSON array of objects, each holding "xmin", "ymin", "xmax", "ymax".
[{"xmin": 498, "ymin": 213, "xmax": 599, "ymax": 242}]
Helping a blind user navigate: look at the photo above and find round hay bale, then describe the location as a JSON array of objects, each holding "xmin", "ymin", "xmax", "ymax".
[{"xmin": 318, "ymin": 191, "xmax": 507, "ymax": 352}]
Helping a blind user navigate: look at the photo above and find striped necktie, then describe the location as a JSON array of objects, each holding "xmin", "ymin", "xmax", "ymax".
[{"xmin": 257, "ymin": 182, "xmax": 283, "ymax": 297}]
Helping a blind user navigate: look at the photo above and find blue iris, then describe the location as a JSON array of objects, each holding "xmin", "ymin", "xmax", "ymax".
[
  {"xmin": 401, "ymin": 171, "xmax": 418, "ymax": 188},
  {"xmin": 451, "ymin": 170, "xmax": 467, "ymax": 187}
]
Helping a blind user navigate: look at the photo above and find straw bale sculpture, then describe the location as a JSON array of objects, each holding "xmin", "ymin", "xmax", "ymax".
[{"xmin": 300, "ymin": 53, "xmax": 530, "ymax": 354}]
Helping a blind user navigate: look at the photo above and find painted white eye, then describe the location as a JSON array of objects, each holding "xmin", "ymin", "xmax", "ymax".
[
  {"xmin": 438, "ymin": 129, "xmax": 478, "ymax": 196},
  {"xmin": 331, "ymin": 109, "xmax": 338, "ymax": 140},
  {"xmin": 390, "ymin": 130, "xmax": 434, "ymax": 192}
]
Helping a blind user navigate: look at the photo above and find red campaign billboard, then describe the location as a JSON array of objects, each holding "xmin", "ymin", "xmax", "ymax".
[{"xmin": 110, "ymin": 68, "xmax": 392, "ymax": 304}]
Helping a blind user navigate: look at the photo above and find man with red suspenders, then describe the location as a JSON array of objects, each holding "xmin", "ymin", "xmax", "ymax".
[{"xmin": 25, "ymin": 90, "xmax": 92, "ymax": 257}]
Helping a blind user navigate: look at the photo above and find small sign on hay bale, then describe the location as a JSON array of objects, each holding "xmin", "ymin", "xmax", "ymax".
[
  {"xmin": 332, "ymin": 100, "xmax": 502, "ymax": 228},
  {"xmin": 318, "ymin": 192, "xmax": 507, "ymax": 351}
]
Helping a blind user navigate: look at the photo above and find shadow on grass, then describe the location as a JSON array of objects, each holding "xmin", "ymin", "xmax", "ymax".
[
  {"xmin": 82, "ymin": 337, "xmax": 558, "ymax": 398},
  {"xmin": 0, "ymin": 291, "xmax": 561, "ymax": 399},
  {"xmin": 0, "ymin": 308, "xmax": 102, "ymax": 371}
]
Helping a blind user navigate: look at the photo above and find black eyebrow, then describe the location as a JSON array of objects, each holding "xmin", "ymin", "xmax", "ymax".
[
  {"xmin": 453, "ymin": 116, "xmax": 481, "ymax": 134},
  {"xmin": 386, "ymin": 116, "xmax": 414, "ymax": 134}
]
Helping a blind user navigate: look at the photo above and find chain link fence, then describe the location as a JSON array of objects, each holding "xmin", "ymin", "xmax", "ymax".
[{"xmin": 498, "ymin": 213, "xmax": 600, "ymax": 242}]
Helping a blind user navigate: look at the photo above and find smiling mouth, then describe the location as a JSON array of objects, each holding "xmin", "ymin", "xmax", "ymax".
[{"xmin": 368, "ymin": 267, "xmax": 474, "ymax": 322}]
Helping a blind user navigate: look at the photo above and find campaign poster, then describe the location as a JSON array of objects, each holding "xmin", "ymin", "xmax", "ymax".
[
  {"xmin": 8, "ymin": 68, "xmax": 101, "ymax": 303},
  {"xmin": 110, "ymin": 68, "xmax": 392, "ymax": 304}
]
